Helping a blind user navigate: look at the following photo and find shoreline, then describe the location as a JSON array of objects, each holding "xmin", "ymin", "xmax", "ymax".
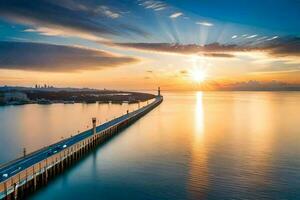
[{"xmin": 0, "ymin": 87, "xmax": 156, "ymax": 106}]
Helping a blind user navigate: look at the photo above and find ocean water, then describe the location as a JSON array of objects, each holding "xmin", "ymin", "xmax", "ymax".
[{"xmin": 1, "ymin": 92, "xmax": 300, "ymax": 199}]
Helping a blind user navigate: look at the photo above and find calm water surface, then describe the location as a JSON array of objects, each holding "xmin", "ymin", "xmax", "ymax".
[
  {"xmin": 0, "ymin": 101, "xmax": 145, "ymax": 163},
  {"xmin": 1, "ymin": 92, "xmax": 300, "ymax": 200}
]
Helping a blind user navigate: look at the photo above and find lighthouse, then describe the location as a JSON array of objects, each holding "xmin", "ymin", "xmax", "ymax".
[
  {"xmin": 92, "ymin": 117, "xmax": 96, "ymax": 134},
  {"xmin": 158, "ymin": 87, "xmax": 161, "ymax": 96}
]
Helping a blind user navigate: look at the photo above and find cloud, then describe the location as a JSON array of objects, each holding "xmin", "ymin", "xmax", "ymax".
[
  {"xmin": 0, "ymin": 41, "xmax": 138, "ymax": 72},
  {"xmin": 139, "ymin": 0, "xmax": 167, "ymax": 11},
  {"xmin": 246, "ymin": 34, "xmax": 258, "ymax": 39},
  {"xmin": 24, "ymin": 27, "xmax": 104, "ymax": 41},
  {"xmin": 257, "ymin": 36, "xmax": 300, "ymax": 57},
  {"xmin": 267, "ymin": 36, "xmax": 279, "ymax": 41},
  {"xmin": 216, "ymin": 80, "xmax": 300, "ymax": 91},
  {"xmin": 94, "ymin": 6, "xmax": 121, "ymax": 19},
  {"xmin": 196, "ymin": 21, "xmax": 214, "ymax": 26},
  {"xmin": 202, "ymin": 53, "xmax": 235, "ymax": 58},
  {"xmin": 180, "ymin": 70, "xmax": 188, "ymax": 74},
  {"xmin": 170, "ymin": 12, "xmax": 183, "ymax": 18},
  {"xmin": 109, "ymin": 36, "xmax": 300, "ymax": 58},
  {"xmin": 109, "ymin": 42, "xmax": 240, "ymax": 57},
  {"xmin": 0, "ymin": 0, "xmax": 148, "ymax": 41}
]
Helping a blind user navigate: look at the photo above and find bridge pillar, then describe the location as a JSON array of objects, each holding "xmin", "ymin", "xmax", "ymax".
[
  {"xmin": 45, "ymin": 159, "xmax": 48, "ymax": 184},
  {"xmin": 33, "ymin": 165, "xmax": 37, "ymax": 191},
  {"xmin": 4, "ymin": 181, "xmax": 7, "ymax": 199},
  {"xmin": 13, "ymin": 183, "xmax": 18, "ymax": 200},
  {"xmin": 60, "ymin": 152, "xmax": 64, "ymax": 171}
]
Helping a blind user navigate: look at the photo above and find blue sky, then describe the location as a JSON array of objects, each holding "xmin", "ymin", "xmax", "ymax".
[
  {"xmin": 0, "ymin": 0, "xmax": 299, "ymax": 90},
  {"xmin": 167, "ymin": 0, "xmax": 300, "ymax": 33},
  {"xmin": 1, "ymin": 0, "xmax": 299, "ymax": 43}
]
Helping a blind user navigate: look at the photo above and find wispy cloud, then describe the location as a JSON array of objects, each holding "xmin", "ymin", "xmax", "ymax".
[
  {"xmin": 0, "ymin": 0, "xmax": 148, "ymax": 41},
  {"xmin": 246, "ymin": 34, "xmax": 258, "ymax": 39},
  {"xmin": 0, "ymin": 41, "xmax": 138, "ymax": 72},
  {"xmin": 196, "ymin": 21, "xmax": 214, "ymax": 26},
  {"xmin": 24, "ymin": 27, "xmax": 105, "ymax": 41},
  {"xmin": 139, "ymin": 0, "xmax": 167, "ymax": 11},
  {"xmin": 94, "ymin": 6, "xmax": 121, "ymax": 19},
  {"xmin": 267, "ymin": 36, "xmax": 279, "ymax": 41},
  {"xmin": 170, "ymin": 12, "xmax": 183, "ymax": 18},
  {"xmin": 202, "ymin": 53, "xmax": 235, "ymax": 58}
]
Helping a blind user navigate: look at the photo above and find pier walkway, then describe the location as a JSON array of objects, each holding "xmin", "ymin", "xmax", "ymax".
[{"xmin": 0, "ymin": 95, "xmax": 163, "ymax": 199}]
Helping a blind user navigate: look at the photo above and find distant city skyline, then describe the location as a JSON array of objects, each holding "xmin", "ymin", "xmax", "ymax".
[{"xmin": 0, "ymin": 0, "xmax": 299, "ymax": 90}]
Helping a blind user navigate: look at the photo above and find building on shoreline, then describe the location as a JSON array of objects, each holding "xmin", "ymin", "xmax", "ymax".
[{"xmin": 2, "ymin": 92, "xmax": 29, "ymax": 105}]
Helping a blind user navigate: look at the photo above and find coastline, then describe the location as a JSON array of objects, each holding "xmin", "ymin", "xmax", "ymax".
[{"xmin": 0, "ymin": 86, "xmax": 156, "ymax": 106}]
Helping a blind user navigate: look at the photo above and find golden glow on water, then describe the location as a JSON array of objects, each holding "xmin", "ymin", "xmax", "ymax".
[
  {"xmin": 195, "ymin": 92, "xmax": 205, "ymax": 137},
  {"xmin": 189, "ymin": 91, "xmax": 209, "ymax": 198},
  {"xmin": 185, "ymin": 92, "xmax": 300, "ymax": 198}
]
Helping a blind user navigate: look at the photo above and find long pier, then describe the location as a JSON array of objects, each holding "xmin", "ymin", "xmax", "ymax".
[{"xmin": 0, "ymin": 95, "xmax": 163, "ymax": 200}]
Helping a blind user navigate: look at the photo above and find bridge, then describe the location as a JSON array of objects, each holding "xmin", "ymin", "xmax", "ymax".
[{"xmin": 0, "ymin": 94, "xmax": 163, "ymax": 200}]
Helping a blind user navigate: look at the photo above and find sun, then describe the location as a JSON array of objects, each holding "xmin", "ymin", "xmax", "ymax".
[{"xmin": 191, "ymin": 69, "xmax": 206, "ymax": 83}]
